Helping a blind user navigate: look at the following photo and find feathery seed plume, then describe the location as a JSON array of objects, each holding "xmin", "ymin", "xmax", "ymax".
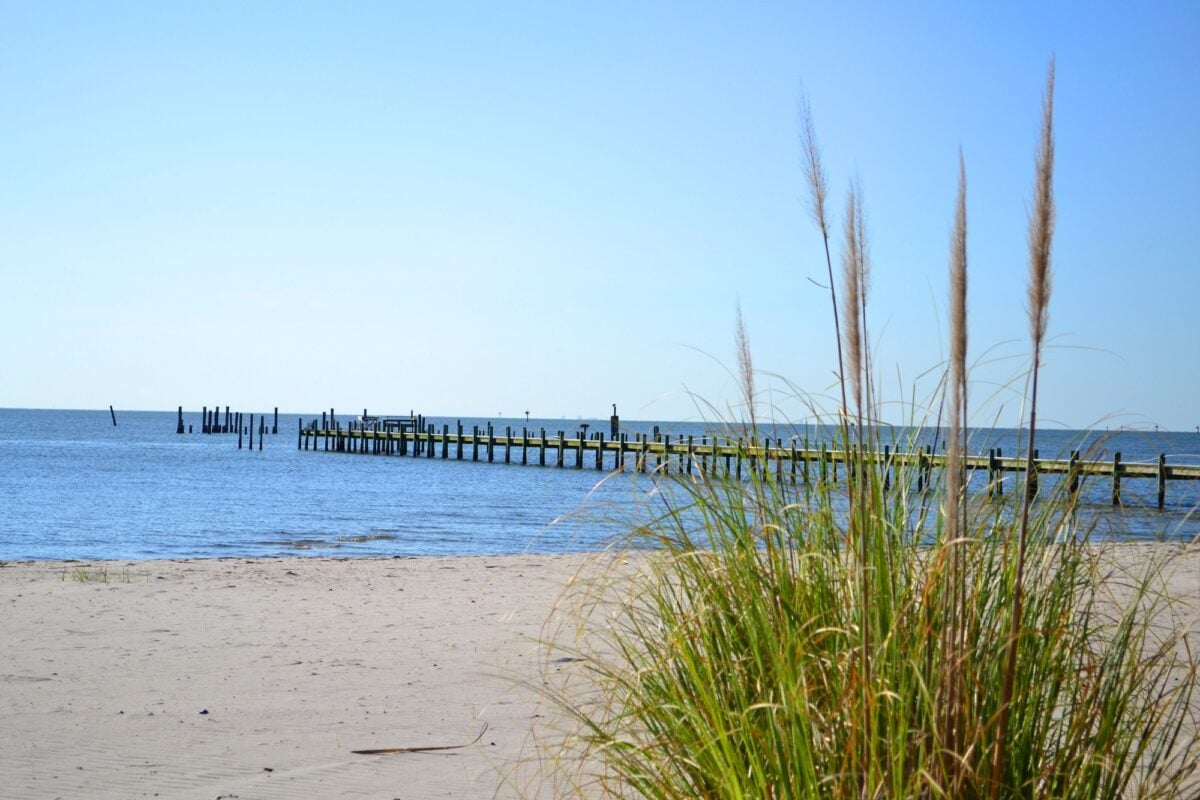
[
  {"xmin": 800, "ymin": 93, "xmax": 830, "ymax": 239},
  {"xmin": 1027, "ymin": 59, "xmax": 1056, "ymax": 351},
  {"xmin": 735, "ymin": 301, "xmax": 755, "ymax": 427},
  {"xmin": 841, "ymin": 185, "xmax": 863, "ymax": 416},
  {"xmin": 951, "ymin": 151, "xmax": 968, "ymax": 399}
]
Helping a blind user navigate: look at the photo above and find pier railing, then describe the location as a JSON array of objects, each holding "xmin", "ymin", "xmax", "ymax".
[{"xmin": 299, "ymin": 422, "xmax": 1200, "ymax": 510}]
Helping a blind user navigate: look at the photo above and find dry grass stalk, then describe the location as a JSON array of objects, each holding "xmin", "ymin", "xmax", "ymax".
[
  {"xmin": 938, "ymin": 150, "xmax": 970, "ymax": 792},
  {"xmin": 800, "ymin": 92, "xmax": 830, "ymax": 241},
  {"xmin": 854, "ymin": 188, "xmax": 873, "ymax": 418},
  {"xmin": 1027, "ymin": 59, "xmax": 1056, "ymax": 350},
  {"xmin": 950, "ymin": 151, "xmax": 969, "ymax": 430},
  {"xmin": 990, "ymin": 58, "xmax": 1057, "ymax": 799},
  {"xmin": 841, "ymin": 185, "xmax": 863, "ymax": 418},
  {"xmin": 735, "ymin": 301, "xmax": 755, "ymax": 428},
  {"xmin": 799, "ymin": 93, "xmax": 848, "ymax": 421}
]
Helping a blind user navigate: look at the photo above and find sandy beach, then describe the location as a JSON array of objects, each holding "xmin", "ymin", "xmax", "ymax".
[
  {"xmin": 2, "ymin": 545, "xmax": 1197, "ymax": 799},
  {"xmin": 1, "ymin": 554, "xmax": 602, "ymax": 800}
]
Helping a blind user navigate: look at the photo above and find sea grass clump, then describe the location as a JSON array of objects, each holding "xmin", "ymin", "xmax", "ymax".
[{"xmin": 538, "ymin": 61, "xmax": 1198, "ymax": 800}]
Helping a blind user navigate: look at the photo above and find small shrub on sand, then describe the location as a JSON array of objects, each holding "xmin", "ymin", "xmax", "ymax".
[{"xmin": 538, "ymin": 62, "xmax": 1199, "ymax": 799}]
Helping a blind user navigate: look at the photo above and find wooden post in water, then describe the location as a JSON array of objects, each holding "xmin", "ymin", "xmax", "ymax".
[
  {"xmin": 505, "ymin": 426, "xmax": 512, "ymax": 464},
  {"xmin": 259, "ymin": 416, "xmax": 264, "ymax": 451},
  {"xmin": 1068, "ymin": 450, "xmax": 1080, "ymax": 498},
  {"xmin": 575, "ymin": 432, "xmax": 584, "ymax": 469},
  {"xmin": 176, "ymin": 406, "xmax": 184, "ymax": 434},
  {"xmin": 472, "ymin": 426, "xmax": 480, "ymax": 462},
  {"xmin": 1027, "ymin": 449, "xmax": 1039, "ymax": 499},
  {"xmin": 238, "ymin": 417, "xmax": 244, "ymax": 449},
  {"xmin": 522, "ymin": 428, "xmax": 529, "ymax": 465},
  {"xmin": 457, "ymin": 421, "xmax": 464, "ymax": 460},
  {"xmin": 442, "ymin": 425, "xmax": 449, "ymax": 459},
  {"xmin": 557, "ymin": 431, "xmax": 565, "ymax": 468},
  {"xmin": 273, "ymin": 407, "xmax": 278, "ymax": 435},
  {"xmin": 539, "ymin": 428, "xmax": 546, "ymax": 466},
  {"xmin": 427, "ymin": 425, "xmax": 435, "ymax": 459},
  {"xmin": 1157, "ymin": 453, "xmax": 1167, "ymax": 509},
  {"xmin": 1112, "ymin": 452, "xmax": 1122, "ymax": 506},
  {"xmin": 487, "ymin": 424, "xmax": 495, "ymax": 463},
  {"xmin": 882, "ymin": 444, "xmax": 891, "ymax": 491},
  {"xmin": 248, "ymin": 414, "xmax": 253, "ymax": 452},
  {"xmin": 597, "ymin": 432, "xmax": 605, "ymax": 470}
]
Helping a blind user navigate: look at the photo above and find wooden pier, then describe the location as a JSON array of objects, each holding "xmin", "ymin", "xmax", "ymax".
[{"xmin": 298, "ymin": 421, "xmax": 1200, "ymax": 510}]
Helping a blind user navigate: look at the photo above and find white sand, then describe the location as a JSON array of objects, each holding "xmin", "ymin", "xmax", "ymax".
[
  {"xmin": 2, "ymin": 545, "xmax": 1197, "ymax": 799},
  {"xmin": 1, "ymin": 554, "xmax": 596, "ymax": 799}
]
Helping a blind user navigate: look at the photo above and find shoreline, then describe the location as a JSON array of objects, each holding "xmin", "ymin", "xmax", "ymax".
[{"xmin": 2, "ymin": 545, "xmax": 1197, "ymax": 798}]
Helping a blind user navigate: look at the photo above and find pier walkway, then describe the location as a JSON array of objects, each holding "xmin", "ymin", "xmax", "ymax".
[{"xmin": 299, "ymin": 421, "xmax": 1200, "ymax": 510}]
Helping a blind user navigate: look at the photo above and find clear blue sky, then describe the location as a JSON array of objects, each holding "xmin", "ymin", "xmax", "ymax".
[{"xmin": 2, "ymin": 2, "xmax": 1197, "ymax": 430}]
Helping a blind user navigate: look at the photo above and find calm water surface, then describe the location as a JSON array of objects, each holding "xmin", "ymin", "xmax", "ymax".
[{"xmin": 1, "ymin": 409, "xmax": 1197, "ymax": 560}]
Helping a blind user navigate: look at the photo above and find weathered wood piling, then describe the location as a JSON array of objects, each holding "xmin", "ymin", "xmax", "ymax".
[{"xmin": 177, "ymin": 405, "xmax": 281, "ymax": 446}]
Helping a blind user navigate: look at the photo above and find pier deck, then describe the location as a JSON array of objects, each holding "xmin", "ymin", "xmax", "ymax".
[{"xmin": 299, "ymin": 423, "xmax": 1200, "ymax": 510}]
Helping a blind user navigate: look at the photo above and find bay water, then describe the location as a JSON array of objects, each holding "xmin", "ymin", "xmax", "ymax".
[{"xmin": 1, "ymin": 408, "xmax": 1197, "ymax": 560}]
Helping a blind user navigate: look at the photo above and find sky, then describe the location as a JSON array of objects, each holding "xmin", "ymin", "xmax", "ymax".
[{"xmin": 2, "ymin": 2, "xmax": 1197, "ymax": 430}]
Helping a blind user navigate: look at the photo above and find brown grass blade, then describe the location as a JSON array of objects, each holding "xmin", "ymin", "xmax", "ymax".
[{"xmin": 352, "ymin": 723, "xmax": 489, "ymax": 755}]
